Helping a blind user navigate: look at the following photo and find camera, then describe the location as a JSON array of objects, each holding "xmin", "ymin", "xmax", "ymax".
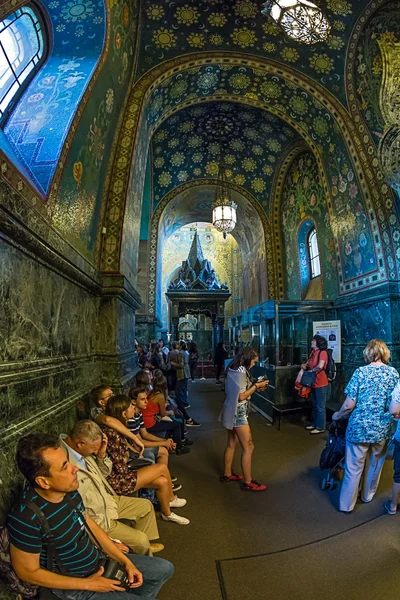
[{"xmin": 101, "ymin": 559, "xmax": 131, "ymax": 590}]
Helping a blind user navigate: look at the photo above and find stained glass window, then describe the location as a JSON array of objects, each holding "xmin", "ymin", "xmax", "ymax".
[
  {"xmin": 0, "ymin": 5, "xmax": 47, "ymax": 124},
  {"xmin": 308, "ymin": 228, "xmax": 321, "ymax": 278}
]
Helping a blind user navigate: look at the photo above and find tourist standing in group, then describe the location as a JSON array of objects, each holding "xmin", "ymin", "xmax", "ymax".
[
  {"xmin": 332, "ymin": 339, "xmax": 399, "ymax": 513},
  {"xmin": 159, "ymin": 339, "xmax": 170, "ymax": 378},
  {"xmin": 300, "ymin": 335, "xmax": 329, "ymax": 434},
  {"xmin": 188, "ymin": 341, "xmax": 199, "ymax": 382},
  {"xmin": 168, "ymin": 342, "xmax": 179, "ymax": 392},
  {"xmin": 149, "ymin": 342, "xmax": 162, "ymax": 371},
  {"xmin": 219, "ymin": 347, "xmax": 269, "ymax": 491},
  {"xmin": 214, "ymin": 342, "xmax": 228, "ymax": 384},
  {"xmin": 170, "ymin": 341, "xmax": 201, "ymax": 428}
]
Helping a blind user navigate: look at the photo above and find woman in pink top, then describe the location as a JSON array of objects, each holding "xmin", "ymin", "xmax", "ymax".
[{"xmin": 300, "ymin": 335, "xmax": 329, "ymax": 434}]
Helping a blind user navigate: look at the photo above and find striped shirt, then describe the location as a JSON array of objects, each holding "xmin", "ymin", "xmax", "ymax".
[
  {"xmin": 128, "ymin": 412, "xmax": 145, "ymax": 436},
  {"xmin": 7, "ymin": 488, "xmax": 101, "ymax": 577}
]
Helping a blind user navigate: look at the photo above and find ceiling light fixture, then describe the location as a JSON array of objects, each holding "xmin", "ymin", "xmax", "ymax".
[
  {"xmin": 212, "ymin": 162, "xmax": 237, "ymax": 239},
  {"xmin": 261, "ymin": 0, "xmax": 331, "ymax": 44}
]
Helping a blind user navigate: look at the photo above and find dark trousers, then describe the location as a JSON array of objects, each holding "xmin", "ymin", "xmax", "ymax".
[
  {"xmin": 175, "ymin": 378, "xmax": 190, "ymax": 421},
  {"xmin": 148, "ymin": 420, "xmax": 183, "ymax": 449},
  {"xmin": 168, "ymin": 368, "xmax": 177, "ymax": 392},
  {"xmin": 216, "ymin": 363, "xmax": 223, "ymax": 381},
  {"xmin": 189, "ymin": 360, "xmax": 198, "ymax": 380}
]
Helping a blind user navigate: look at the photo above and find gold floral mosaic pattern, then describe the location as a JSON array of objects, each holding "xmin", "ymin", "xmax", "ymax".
[
  {"xmin": 138, "ymin": 0, "xmax": 372, "ymax": 103},
  {"xmin": 151, "ymin": 101, "xmax": 298, "ymax": 208}
]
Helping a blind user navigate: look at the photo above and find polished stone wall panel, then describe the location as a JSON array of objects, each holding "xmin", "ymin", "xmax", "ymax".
[{"xmin": 0, "ymin": 240, "xmax": 99, "ymax": 362}]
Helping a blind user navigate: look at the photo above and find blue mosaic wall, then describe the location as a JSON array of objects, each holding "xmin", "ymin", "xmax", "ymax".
[{"xmin": 2, "ymin": 0, "xmax": 106, "ymax": 196}]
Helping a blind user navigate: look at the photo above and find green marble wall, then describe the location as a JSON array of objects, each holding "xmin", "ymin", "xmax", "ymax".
[{"xmin": 0, "ymin": 178, "xmax": 140, "ymax": 540}]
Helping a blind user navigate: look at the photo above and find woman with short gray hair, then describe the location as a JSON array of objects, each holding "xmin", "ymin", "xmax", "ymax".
[{"xmin": 332, "ymin": 339, "xmax": 399, "ymax": 513}]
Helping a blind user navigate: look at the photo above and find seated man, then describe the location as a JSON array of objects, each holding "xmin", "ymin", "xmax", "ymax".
[
  {"xmin": 60, "ymin": 420, "xmax": 164, "ymax": 555},
  {"xmin": 90, "ymin": 385, "xmax": 146, "ymax": 459},
  {"xmin": 7, "ymin": 433, "xmax": 174, "ymax": 600}
]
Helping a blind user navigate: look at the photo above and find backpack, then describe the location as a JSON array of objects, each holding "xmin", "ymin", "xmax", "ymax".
[
  {"xmin": 0, "ymin": 517, "xmax": 38, "ymax": 597},
  {"xmin": 0, "ymin": 497, "xmax": 75, "ymax": 598},
  {"xmin": 324, "ymin": 348, "xmax": 336, "ymax": 382}
]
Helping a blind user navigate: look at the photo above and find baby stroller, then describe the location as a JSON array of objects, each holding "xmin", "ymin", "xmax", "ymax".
[{"xmin": 319, "ymin": 419, "xmax": 347, "ymax": 491}]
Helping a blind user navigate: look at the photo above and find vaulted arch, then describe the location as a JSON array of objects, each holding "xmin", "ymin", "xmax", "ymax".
[{"xmin": 99, "ymin": 52, "xmax": 393, "ymax": 297}]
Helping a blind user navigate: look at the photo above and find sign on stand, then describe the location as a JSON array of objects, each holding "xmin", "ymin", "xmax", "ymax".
[{"xmin": 312, "ymin": 320, "xmax": 341, "ymax": 363}]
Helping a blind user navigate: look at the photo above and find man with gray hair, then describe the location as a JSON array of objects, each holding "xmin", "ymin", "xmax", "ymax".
[{"xmin": 59, "ymin": 420, "xmax": 163, "ymax": 556}]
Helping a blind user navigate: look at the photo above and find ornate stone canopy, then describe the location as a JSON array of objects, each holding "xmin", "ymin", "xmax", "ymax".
[{"xmin": 166, "ymin": 232, "xmax": 230, "ymax": 344}]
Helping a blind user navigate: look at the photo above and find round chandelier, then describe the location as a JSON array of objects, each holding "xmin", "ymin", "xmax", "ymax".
[
  {"xmin": 261, "ymin": 0, "xmax": 331, "ymax": 45},
  {"xmin": 212, "ymin": 163, "xmax": 237, "ymax": 239}
]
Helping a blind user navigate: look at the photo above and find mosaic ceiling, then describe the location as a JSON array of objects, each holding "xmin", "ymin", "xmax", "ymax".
[
  {"xmin": 151, "ymin": 101, "xmax": 299, "ymax": 208},
  {"xmin": 138, "ymin": 0, "xmax": 371, "ymax": 104}
]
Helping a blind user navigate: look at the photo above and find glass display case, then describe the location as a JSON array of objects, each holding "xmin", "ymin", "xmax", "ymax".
[{"xmin": 228, "ymin": 301, "xmax": 336, "ymax": 419}]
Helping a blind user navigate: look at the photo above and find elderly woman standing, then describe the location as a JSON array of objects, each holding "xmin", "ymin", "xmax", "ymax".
[
  {"xmin": 219, "ymin": 347, "xmax": 269, "ymax": 491},
  {"xmin": 332, "ymin": 339, "xmax": 399, "ymax": 513}
]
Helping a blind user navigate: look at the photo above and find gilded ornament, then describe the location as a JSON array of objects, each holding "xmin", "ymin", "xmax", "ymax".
[
  {"xmin": 326, "ymin": 0, "xmax": 352, "ymax": 16},
  {"xmin": 209, "ymin": 33, "xmax": 224, "ymax": 45},
  {"xmin": 175, "ymin": 5, "xmax": 200, "ymax": 26},
  {"xmin": 281, "ymin": 47, "xmax": 299, "ymax": 62},
  {"xmin": 231, "ymin": 27, "xmax": 257, "ymax": 48},
  {"xmin": 146, "ymin": 5, "xmax": 165, "ymax": 20},
  {"xmin": 234, "ymin": 0, "xmax": 257, "ymax": 19},
  {"xmin": 187, "ymin": 33, "xmax": 205, "ymax": 48},
  {"xmin": 153, "ymin": 28, "xmax": 177, "ymax": 49},
  {"xmin": 73, "ymin": 161, "xmax": 83, "ymax": 188},
  {"xmin": 309, "ymin": 53, "xmax": 334, "ymax": 74},
  {"xmin": 208, "ymin": 12, "xmax": 227, "ymax": 27}
]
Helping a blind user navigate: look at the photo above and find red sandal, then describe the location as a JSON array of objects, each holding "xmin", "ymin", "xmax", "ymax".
[{"xmin": 220, "ymin": 473, "xmax": 243, "ymax": 482}]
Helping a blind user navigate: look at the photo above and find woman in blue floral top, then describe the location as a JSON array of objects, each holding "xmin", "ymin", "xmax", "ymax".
[{"xmin": 332, "ymin": 339, "xmax": 399, "ymax": 513}]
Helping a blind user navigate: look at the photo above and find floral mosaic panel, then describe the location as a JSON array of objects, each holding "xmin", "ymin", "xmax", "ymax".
[
  {"xmin": 280, "ymin": 150, "xmax": 377, "ymax": 297},
  {"xmin": 52, "ymin": 0, "xmax": 137, "ymax": 261},
  {"xmin": 151, "ymin": 101, "xmax": 299, "ymax": 208},
  {"xmin": 138, "ymin": 0, "xmax": 371, "ymax": 104},
  {"xmin": 2, "ymin": 0, "xmax": 106, "ymax": 196}
]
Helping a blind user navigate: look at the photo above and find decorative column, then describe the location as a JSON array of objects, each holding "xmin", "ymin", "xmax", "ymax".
[{"xmin": 218, "ymin": 316, "xmax": 225, "ymax": 345}]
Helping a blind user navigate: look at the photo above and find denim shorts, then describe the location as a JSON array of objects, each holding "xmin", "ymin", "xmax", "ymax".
[{"xmin": 233, "ymin": 401, "xmax": 249, "ymax": 428}]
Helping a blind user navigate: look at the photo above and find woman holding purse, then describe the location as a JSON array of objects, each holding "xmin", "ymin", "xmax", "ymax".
[{"xmin": 300, "ymin": 335, "xmax": 329, "ymax": 434}]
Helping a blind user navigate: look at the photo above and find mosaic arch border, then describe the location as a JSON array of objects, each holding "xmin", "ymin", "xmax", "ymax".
[
  {"xmin": 270, "ymin": 141, "xmax": 310, "ymax": 299},
  {"xmin": 100, "ymin": 51, "xmax": 389, "ymax": 283},
  {"xmin": 345, "ymin": 0, "xmax": 399, "ymax": 280},
  {"xmin": 147, "ymin": 178, "xmax": 272, "ymax": 318},
  {"xmin": 0, "ymin": 0, "xmax": 111, "ymax": 213},
  {"xmin": 155, "ymin": 94, "xmax": 385, "ymax": 295}
]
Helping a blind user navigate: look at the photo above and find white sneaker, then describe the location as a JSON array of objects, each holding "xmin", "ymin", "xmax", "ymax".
[
  {"xmin": 170, "ymin": 495, "xmax": 187, "ymax": 508},
  {"xmin": 161, "ymin": 511, "xmax": 190, "ymax": 525}
]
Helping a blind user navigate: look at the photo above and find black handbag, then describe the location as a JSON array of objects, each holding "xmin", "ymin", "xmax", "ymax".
[{"xmin": 300, "ymin": 370, "xmax": 316, "ymax": 388}]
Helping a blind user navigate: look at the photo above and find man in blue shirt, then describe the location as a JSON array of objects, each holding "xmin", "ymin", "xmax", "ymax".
[{"xmin": 7, "ymin": 433, "xmax": 173, "ymax": 599}]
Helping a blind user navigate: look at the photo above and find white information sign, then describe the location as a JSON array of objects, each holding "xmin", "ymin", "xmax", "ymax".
[{"xmin": 313, "ymin": 320, "xmax": 341, "ymax": 363}]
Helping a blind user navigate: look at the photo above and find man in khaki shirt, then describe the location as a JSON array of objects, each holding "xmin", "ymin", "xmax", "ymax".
[{"xmin": 59, "ymin": 420, "xmax": 163, "ymax": 555}]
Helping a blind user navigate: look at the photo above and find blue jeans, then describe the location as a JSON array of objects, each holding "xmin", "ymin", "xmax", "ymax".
[
  {"xmin": 175, "ymin": 379, "xmax": 190, "ymax": 420},
  {"xmin": 52, "ymin": 554, "xmax": 174, "ymax": 600},
  {"xmin": 311, "ymin": 386, "xmax": 327, "ymax": 431}
]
